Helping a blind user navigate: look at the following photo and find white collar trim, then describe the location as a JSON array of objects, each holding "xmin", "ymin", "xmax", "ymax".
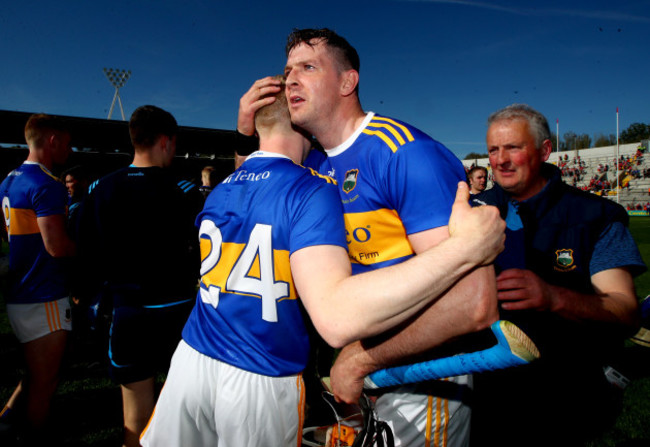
[{"xmin": 324, "ymin": 112, "xmax": 375, "ymax": 157}]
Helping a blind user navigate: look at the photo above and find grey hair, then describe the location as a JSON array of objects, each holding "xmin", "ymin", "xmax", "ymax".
[{"xmin": 487, "ymin": 104, "xmax": 551, "ymax": 149}]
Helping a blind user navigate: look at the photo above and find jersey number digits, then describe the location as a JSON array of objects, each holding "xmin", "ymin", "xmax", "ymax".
[{"xmin": 199, "ymin": 221, "xmax": 289, "ymax": 323}]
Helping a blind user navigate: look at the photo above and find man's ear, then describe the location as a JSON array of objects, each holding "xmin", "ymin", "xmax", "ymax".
[
  {"xmin": 157, "ymin": 134, "xmax": 169, "ymax": 151},
  {"xmin": 540, "ymin": 139, "xmax": 553, "ymax": 162},
  {"xmin": 340, "ymin": 70, "xmax": 359, "ymax": 97},
  {"xmin": 47, "ymin": 132, "xmax": 57, "ymax": 148}
]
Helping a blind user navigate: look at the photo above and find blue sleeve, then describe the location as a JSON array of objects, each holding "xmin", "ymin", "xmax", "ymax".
[
  {"xmin": 590, "ymin": 221, "xmax": 647, "ymax": 277},
  {"xmin": 386, "ymin": 139, "xmax": 466, "ymax": 234},
  {"xmin": 33, "ymin": 179, "xmax": 67, "ymax": 217},
  {"xmin": 289, "ymin": 182, "xmax": 347, "ymax": 254}
]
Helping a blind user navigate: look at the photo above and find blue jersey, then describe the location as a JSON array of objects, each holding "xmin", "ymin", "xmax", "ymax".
[
  {"xmin": 182, "ymin": 151, "xmax": 347, "ymax": 377},
  {"xmin": 322, "ymin": 113, "xmax": 466, "ymax": 274},
  {"xmin": 1, "ymin": 162, "xmax": 69, "ymax": 304}
]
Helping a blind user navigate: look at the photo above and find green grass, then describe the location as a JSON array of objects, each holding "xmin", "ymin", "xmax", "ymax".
[
  {"xmin": 630, "ymin": 217, "xmax": 650, "ymax": 298},
  {"xmin": 1, "ymin": 218, "xmax": 650, "ymax": 445}
]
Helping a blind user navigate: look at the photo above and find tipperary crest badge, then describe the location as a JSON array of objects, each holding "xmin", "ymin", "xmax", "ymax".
[
  {"xmin": 342, "ymin": 169, "xmax": 359, "ymax": 194},
  {"xmin": 554, "ymin": 249, "xmax": 576, "ymax": 271}
]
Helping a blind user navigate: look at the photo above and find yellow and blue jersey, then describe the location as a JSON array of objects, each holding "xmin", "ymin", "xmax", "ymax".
[
  {"xmin": 182, "ymin": 151, "xmax": 347, "ymax": 377},
  {"xmin": 318, "ymin": 112, "xmax": 466, "ymax": 274},
  {"xmin": 0, "ymin": 162, "xmax": 69, "ymax": 303}
]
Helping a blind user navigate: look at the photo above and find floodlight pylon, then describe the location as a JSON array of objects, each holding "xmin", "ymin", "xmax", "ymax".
[{"xmin": 103, "ymin": 68, "xmax": 132, "ymax": 120}]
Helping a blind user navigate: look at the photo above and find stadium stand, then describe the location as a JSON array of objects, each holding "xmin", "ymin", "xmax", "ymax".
[{"xmin": 462, "ymin": 140, "xmax": 650, "ymax": 212}]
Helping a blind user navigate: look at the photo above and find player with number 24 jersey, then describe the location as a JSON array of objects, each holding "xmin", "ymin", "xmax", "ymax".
[{"xmin": 181, "ymin": 150, "xmax": 346, "ymax": 377}]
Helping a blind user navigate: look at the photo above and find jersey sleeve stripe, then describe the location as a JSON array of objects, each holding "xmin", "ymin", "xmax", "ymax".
[
  {"xmin": 368, "ymin": 122, "xmax": 407, "ymax": 145},
  {"xmin": 371, "ymin": 116, "xmax": 415, "ymax": 142},
  {"xmin": 362, "ymin": 129, "xmax": 399, "ymax": 153}
]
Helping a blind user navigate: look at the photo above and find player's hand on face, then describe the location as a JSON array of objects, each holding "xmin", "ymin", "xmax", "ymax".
[
  {"xmin": 237, "ymin": 76, "xmax": 282, "ymax": 136},
  {"xmin": 496, "ymin": 268, "xmax": 556, "ymax": 311},
  {"xmin": 448, "ymin": 182, "xmax": 505, "ymax": 266},
  {"xmin": 329, "ymin": 344, "xmax": 368, "ymax": 404}
]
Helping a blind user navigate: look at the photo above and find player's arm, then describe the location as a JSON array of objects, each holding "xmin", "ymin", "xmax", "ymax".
[
  {"xmin": 292, "ymin": 182, "xmax": 504, "ymax": 349},
  {"xmin": 37, "ymin": 214, "xmax": 75, "ymax": 257},
  {"xmin": 497, "ymin": 267, "xmax": 639, "ymax": 330},
  {"xmin": 329, "ymin": 229, "xmax": 498, "ymax": 403}
]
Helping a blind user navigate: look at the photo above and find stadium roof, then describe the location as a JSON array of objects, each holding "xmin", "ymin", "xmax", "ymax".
[{"xmin": 0, "ymin": 110, "xmax": 256, "ymax": 158}]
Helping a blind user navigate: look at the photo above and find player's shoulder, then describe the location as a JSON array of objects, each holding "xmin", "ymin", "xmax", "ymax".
[
  {"xmin": 274, "ymin": 160, "xmax": 340, "ymax": 207},
  {"xmin": 87, "ymin": 166, "xmax": 131, "ymax": 195},
  {"xmin": 301, "ymin": 164, "xmax": 337, "ymax": 186},
  {"xmin": 23, "ymin": 164, "xmax": 66, "ymax": 196},
  {"xmin": 261, "ymin": 152, "xmax": 337, "ymax": 185},
  {"xmin": 18, "ymin": 162, "xmax": 61, "ymax": 185},
  {"xmin": 362, "ymin": 114, "xmax": 444, "ymax": 152},
  {"xmin": 360, "ymin": 114, "xmax": 420, "ymax": 153}
]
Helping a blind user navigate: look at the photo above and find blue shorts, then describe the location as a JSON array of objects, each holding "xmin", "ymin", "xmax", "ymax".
[{"xmin": 108, "ymin": 299, "xmax": 194, "ymax": 385}]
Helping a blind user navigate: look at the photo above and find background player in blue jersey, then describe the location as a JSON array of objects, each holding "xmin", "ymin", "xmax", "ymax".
[
  {"xmin": 75, "ymin": 105, "xmax": 201, "ymax": 447},
  {"xmin": 0, "ymin": 114, "xmax": 75, "ymax": 443},
  {"xmin": 141, "ymin": 78, "xmax": 505, "ymax": 447}
]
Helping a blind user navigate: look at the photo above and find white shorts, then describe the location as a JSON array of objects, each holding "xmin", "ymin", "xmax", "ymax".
[
  {"xmin": 141, "ymin": 340, "xmax": 305, "ymax": 447},
  {"xmin": 7, "ymin": 297, "xmax": 72, "ymax": 343},
  {"xmin": 375, "ymin": 374, "xmax": 472, "ymax": 447}
]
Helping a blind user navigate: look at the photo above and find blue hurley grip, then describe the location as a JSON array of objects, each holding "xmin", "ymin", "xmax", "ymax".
[{"xmin": 365, "ymin": 321, "xmax": 533, "ymax": 389}]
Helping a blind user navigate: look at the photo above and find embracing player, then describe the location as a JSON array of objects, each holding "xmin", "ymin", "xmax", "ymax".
[{"xmin": 140, "ymin": 76, "xmax": 504, "ymax": 446}]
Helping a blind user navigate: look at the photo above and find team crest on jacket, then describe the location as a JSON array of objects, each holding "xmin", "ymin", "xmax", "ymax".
[
  {"xmin": 342, "ymin": 169, "xmax": 359, "ymax": 193},
  {"xmin": 555, "ymin": 249, "xmax": 576, "ymax": 271}
]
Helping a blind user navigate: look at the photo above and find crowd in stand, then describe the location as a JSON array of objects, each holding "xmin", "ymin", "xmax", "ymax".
[
  {"xmin": 626, "ymin": 202, "xmax": 650, "ymax": 212},
  {"xmin": 465, "ymin": 144, "xmax": 649, "ymax": 197}
]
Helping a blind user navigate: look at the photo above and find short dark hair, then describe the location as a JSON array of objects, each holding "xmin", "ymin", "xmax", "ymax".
[
  {"xmin": 24, "ymin": 113, "xmax": 69, "ymax": 147},
  {"xmin": 468, "ymin": 166, "xmax": 487, "ymax": 177},
  {"xmin": 129, "ymin": 105, "xmax": 178, "ymax": 149},
  {"xmin": 286, "ymin": 28, "xmax": 360, "ymax": 73},
  {"xmin": 62, "ymin": 165, "xmax": 90, "ymax": 182}
]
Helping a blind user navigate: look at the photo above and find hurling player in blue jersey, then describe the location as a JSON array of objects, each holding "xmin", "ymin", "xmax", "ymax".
[
  {"xmin": 281, "ymin": 28, "xmax": 502, "ymax": 447},
  {"xmin": 141, "ymin": 77, "xmax": 505, "ymax": 447},
  {"xmin": 0, "ymin": 114, "xmax": 75, "ymax": 443}
]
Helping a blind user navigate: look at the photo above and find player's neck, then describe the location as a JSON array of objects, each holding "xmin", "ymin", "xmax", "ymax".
[
  {"xmin": 26, "ymin": 148, "xmax": 53, "ymax": 171},
  {"xmin": 259, "ymin": 134, "xmax": 306, "ymax": 164},
  {"xmin": 131, "ymin": 149, "xmax": 165, "ymax": 168},
  {"xmin": 317, "ymin": 106, "xmax": 366, "ymax": 150}
]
